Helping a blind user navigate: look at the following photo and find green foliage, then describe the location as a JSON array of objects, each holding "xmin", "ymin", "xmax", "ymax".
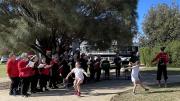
[
  {"xmin": 140, "ymin": 40, "xmax": 180, "ymax": 67},
  {"xmin": 142, "ymin": 3, "xmax": 180, "ymax": 46},
  {"xmin": 0, "ymin": 0, "xmax": 138, "ymax": 53}
]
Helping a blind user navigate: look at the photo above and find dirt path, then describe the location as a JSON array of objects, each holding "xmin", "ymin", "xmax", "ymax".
[{"xmin": 1, "ymin": 70, "xmax": 180, "ymax": 101}]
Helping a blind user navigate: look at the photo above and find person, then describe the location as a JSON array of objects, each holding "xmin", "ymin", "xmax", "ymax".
[
  {"xmin": 49, "ymin": 54, "xmax": 59, "ymax": 89},
  {"xmin": 80, "ymin": 53, "xmax": 88, "ymax": 83},
  {"xmin": 94, "ymin": 56, "xmax": 101, "ymax": 81},
  {"xmin": 114, "ymin": 55, "xmax": 122, "ymax": 77},
  {"xmin": 152, "ymin": 47, "xmax": 169, "ymax": 87},
  {"xmin": 89, "ymin": 56, "xmax": 95, "ymax": 81},
  {"xmin": 18, "ymin": 53, "xmax": 34, "ymax": 97},
  {"xmin": 128, "ymin": 52, "xmax": 149, "ymax": 95},
  {"xmin": 39, "ymin": 58, "xmax": 52, "ymax": 92},
  {"xmin": 6, "ymin": 53, "xmax": 20, "ymax": 96},
  {"xmin": 101, "ymin": 58, "xmax": 110, "ymax": 80},
  {"xmin": 29, "ymin": 55, "xmax": 39, "ymax": 93},
  {"xmin": 65, "ymin": 62, "xmax": 88, "ymax": 96}
]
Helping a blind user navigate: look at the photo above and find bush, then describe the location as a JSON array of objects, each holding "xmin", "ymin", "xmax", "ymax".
[{"xmin": 140, "ymin": 41, "xmax": 180, "ymax": 67}]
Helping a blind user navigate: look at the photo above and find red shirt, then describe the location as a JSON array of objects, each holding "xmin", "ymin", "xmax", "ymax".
[
  {"xmin": 18, "ymin": 60, "xmax": 34, "ymax": 78},
  {"xmin": 40, "ymin": 67, "xmax": 50, "ymax": 76},
  {"xmin": 6, "ymin": 59, "xmax": 19, "ymax": 77},
  {"xmin": 152, "ymin": 52, "xmax": 169, "ymax": 64}
]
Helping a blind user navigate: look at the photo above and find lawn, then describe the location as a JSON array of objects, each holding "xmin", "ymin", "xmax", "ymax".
[
  {"xmin": 111, "ymin": 83, "xmax": 180, "ymax": 101},
  {"xmin": 141, "ymin": 67, "xmax": 180, "ymax": 75},
  {"xmin": 0, "ymin": 64, "xmax": 7, "ymax": 78}
]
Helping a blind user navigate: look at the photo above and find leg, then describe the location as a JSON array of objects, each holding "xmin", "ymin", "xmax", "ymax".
[
  {"xmin": 14, "ymin": 77, "xmax": 20, "ymax": 95},
  {"xmin": 39, "ymin": 75, "xmax": 44, "ymax": 92},
  {"xmin": 137, "ymin": 80, "xmax": 148, "ymax": 90},
  {"xmin": 96, "ymin": 69, "xmax": 101, "ymax": 81},
  {"xmin": 163, "ymin": 65, "xmax": 168, "ymax": 87},
  {"xmin": 157, "ymin": 66, "xmax": 162, "ymax": 87},
  {"xmin": 116, "ymin": 65, "xmax": 118, "ymax": 77},
  {"xmin": 133, "ymin": 82, "xmax": 137, "ymax": 94},
  {"xmin": 21, "ymin": 77, "xmax": 31, "ymax": 97},
  {"xmin": 9, "ymin": 77, "xmax": 15, "ymax": 95},
  {"xmin": 73, "ymin": 80, "xmax": 78, "ymax": 93},
  {"xmin": 76, "ymin": 79, "xmax": 83, "ymax": 96}
]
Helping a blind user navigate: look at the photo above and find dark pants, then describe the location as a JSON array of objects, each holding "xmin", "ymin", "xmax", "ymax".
[
  {"xmin": 21, "ymin": 77, "xmax": 31, "ymax": 95},
  {"xmin": 9, "ymin": 77, "xmax": 20, "ymax": 95},
  {"xmin": 31, "ymin": 74, "xmax": 39, "ymax": 92},
  {"xmin": 40, "ymin": 75, "xmax": 49, "ymax": 90},
  {"xmin": 95, "ymin": 69, "xmax": 101, "ymax": 81},
  {"xmin": 157, "ymin": 65, "xmax": 168, "ymax": 81},
  {"xmin": 115, "ymin": 65, "xmax": 121, "ymax": 77},
  {"xmin": 89, "ymin": 67, "xmax": 95, "ymax": 80},
  {"xmin": 104, "ymin": 69, "xmax": 110, "ymax": 79},
  {"xmin": 49, "ymin": 75, "xmax": 58, "ymax": 88}
]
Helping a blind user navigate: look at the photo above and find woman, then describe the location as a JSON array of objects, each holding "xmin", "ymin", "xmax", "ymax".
[{"xmin": 7, "ymin": 53, "xmax": 20, "ymax": 95}]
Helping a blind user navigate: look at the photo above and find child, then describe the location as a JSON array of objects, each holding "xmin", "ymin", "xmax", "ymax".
[
  {"xmin": 128, "ymin": 52, "xmax": 149, "ymax": 95},
  {"xmin": 65, "ymin": 62, "xmax": 88, "ymax": 96},
  {"xmin": 39, "ymin": 58, "xmax": 52, "ymax": 92}
]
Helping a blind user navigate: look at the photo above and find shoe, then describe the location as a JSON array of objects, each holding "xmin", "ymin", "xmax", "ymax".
[
  {"xmin": 22, "ymin": 93, "xmax": 30, "ymax": 97},
  {"xmin": 77, "ymin": 92, "xmax": 81, "ymax": 96},
  {"xmin": 74, "ymin": 91, "xmax": 77, "ymax": 95},
  {"xmin": 145, "ymin": 88, "xmax": 149, "ymax": 91}
]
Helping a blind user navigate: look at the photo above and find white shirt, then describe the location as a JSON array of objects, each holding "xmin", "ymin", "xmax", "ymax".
[
  {"xmin": 131, "ymin": 66, "xmax": 139, "ymax": 75},
  {"xmin": 72, "ymin": 68, "xmax": 85, "ymax": 80}
]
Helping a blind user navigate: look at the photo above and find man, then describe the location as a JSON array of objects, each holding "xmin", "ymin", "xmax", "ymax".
[
  {"xmin": 7, "ymin": 53, "xmax": 20, "ymax": 95},
  {"xmin": 94, "ymin": 56, "xmax": 101, "ymax": 81},
  {"xmin": 114, "ymin": 55, "xmax": 122, "ymax": 77},
  {"xmin": 101, "ymin": 58, "xmax": 110, "ymax": 80},
  {"xmin": 152, "ymin": 47, "xmax": 169, "ymax": 87},
  {"xmin": 18, "ymin": 53, "xmax": 34, "ymax": 97}
]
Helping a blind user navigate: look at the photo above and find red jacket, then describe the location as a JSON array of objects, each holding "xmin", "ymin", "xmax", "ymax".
[
  {"xmin": 152, "ymin": 52, "xmax": 169, "ymax": 65},
  {"xmin": 40, "ymin": 67, "xmax": 50, "ymax": 76},
  {"xmin": 6, "ymin": 59, "xmax": 19, "ymax": 77},
  {"xmin": 18, "ymin": 60, "xmax": 34, "ymax": 78}
]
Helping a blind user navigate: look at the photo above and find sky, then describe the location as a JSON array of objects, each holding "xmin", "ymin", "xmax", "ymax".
[{"xmin": 137, "ymin": 0, "xmax": 180, "ymax": 35}]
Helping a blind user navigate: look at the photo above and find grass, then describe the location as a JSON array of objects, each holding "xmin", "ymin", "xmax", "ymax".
[
  {"xmin": 141, "ymin": 67, "xmax": 180, "ymax": 75},
  {"xmin": 111, "ymin": 83, "xmax": 180, "ymax": 101},
  {"xmin": 0, "ymin": 64, "xmax": 7, "ymax": 78}
]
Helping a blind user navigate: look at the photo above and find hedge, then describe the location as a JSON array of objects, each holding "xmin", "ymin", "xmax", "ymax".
[{"xmin": 140, "ymin": 40, "xmax": 180, "ymax": 67}]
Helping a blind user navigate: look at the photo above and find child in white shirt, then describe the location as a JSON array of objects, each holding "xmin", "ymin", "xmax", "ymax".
[{"xmin": 66, "ymin": 62, "xmax": 88, "ymax": 96}]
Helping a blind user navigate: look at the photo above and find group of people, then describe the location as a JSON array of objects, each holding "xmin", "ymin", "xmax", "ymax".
[
  {"xmin": 6, "ymin": 46, "xmax": 169, "ymax": 97},
  {"xmin": 6, "ymin": 50, "xmax": 122, "ymax": 97}
]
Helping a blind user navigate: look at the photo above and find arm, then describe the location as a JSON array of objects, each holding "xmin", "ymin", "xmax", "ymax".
[
  {"xmin": 6, "ymin": 61, "xmax": 12, "ymax": 77},
  {"xmin": 82, "ymin": 69, "xmax": 88, "ymax": 77},
  {"xmin": 65, "ymin": 70, "xmax": 73, "ymax": 80},
  {"xmin": 152, "ymin": 53, "xmax": 160, "ymax": 63}
]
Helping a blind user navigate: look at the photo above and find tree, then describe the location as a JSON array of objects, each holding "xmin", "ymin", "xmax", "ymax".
[
  {"xmin": 142, "ymin": 3, "xmax": 180, "ymax": 46},
  {"xmin": 0, "ymin": 0, "xmax": 138, "ymax": 56}
]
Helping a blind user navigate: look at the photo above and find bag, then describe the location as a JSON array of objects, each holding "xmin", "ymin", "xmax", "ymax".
[{"xmin": 158, "ymin": 58, "xmax": 165, "ymax": 66}]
